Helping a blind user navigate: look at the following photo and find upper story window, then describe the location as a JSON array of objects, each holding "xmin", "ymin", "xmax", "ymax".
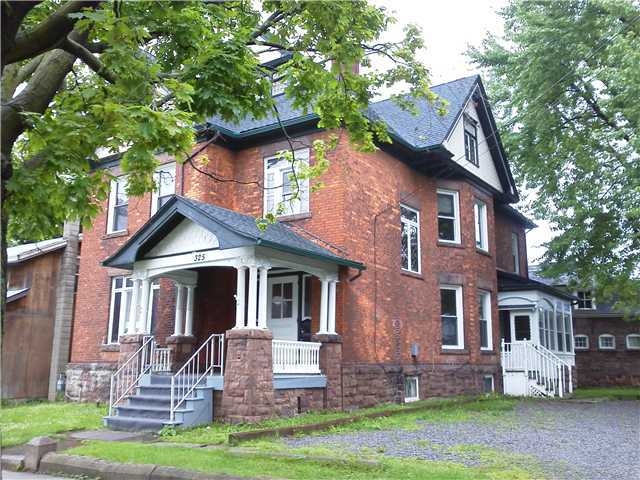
[
  {"xmin": 574, "ymin": 334, "xmax": 589, "ymax": 350},
  {"xmin": 400, "ymin": 204, "xmax": 421, "ymax": 274},
  {"xmin": 598, "ymin": 334, "xmax": 615, "ymax": 350},
  {"xmin": 271, "ymin": 79, "xmax": 286, "ymax": 96},
  {"xmin": 626, "ymin": 334, "xmax": 640, "ymax": 350},
  {"xmin": 437, "ymin": 189, "xmax": 460, "ymax": 244},
  {"xmin": 511, "ymin": 232, "xmax": 520, "ymax": 274},
  {"xmin": 576, "ymin": 290, "xmax": 595, "ymax": 309},
  {"xmin": 474, "ymin": 200, "xmax": 488, "ymax": 251},
  {"xmin": 264, "ymin": 148, "xmax": 309, "ymax": 217},
  {"xmin": 151, "ymin": 163, "xmax": 176, "ymax": 215},
  {"xmin": 463, "ymin": 115, "xmax": 478, "ymax": 166},
  {"xmin": 478, "ymin": 290, "xmax": 492, "ymax": 350},
  {"xmin": 107, "ymin": 176, "xmax": 128, "ymax": 234},
  {"xmin": 441, "ymin": 285, "xmax": 464, "ymax": 349}
]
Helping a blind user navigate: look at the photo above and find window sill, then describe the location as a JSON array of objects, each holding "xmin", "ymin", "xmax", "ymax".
[
  {"xmin": 401, "ymin": 270, "xmax": 424, "ymax": 280},
  {"xmin": 100, "ymin": 343, "xmax": 120, "ymax": 352},
  {"xmin": 476, "ymin": 248, "xmax": 491, "ymax": 258},
  {"xmin": 480, "ymin": 349, "xmax": 496, "ymax": 355},
  {"xmin": 438, "ymin": 241, "xmax": 463, "ymax": 249},
  {"xmin": 103, "ymin": 230, "xmax": 129, "ymax": 240},
  {"xmin": 279, "ymin": 212, "xmax": 311, "ymax": 222},
  {"xmin": 441, "ymin": 348, "xmax": 468, "ymax": 355},
  {"xmin": 598, "ymin": 348, "xmax": 616, "ymax": 352}
]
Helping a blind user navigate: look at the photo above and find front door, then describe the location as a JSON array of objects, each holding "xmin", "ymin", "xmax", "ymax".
[
  {"xmin": 267, "ymin": 276, "xmax": 299, "ymax": 340},
  {"xmin": 510, "ymin": 312, "xmax": 531, "ymax": 341}
]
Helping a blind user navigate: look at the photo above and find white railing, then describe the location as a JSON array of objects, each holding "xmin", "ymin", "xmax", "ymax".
[
  {"xmin": 501, "ymin": 339, "xmax": 573, "ymax": 398},
  {"xmin": 109, "ymin": 335, "xmax": 154, "ymax": 416},
  {"xmin": 150, "ymin": 344, "xmax": 172, "ymax": 373},
  {"xmin": 272, "ymin": 340, "xmax": 321, "ymax": 375},
  {"xmin": 170, "ymin": 333, "xmax": 224, "ymax": 422}
]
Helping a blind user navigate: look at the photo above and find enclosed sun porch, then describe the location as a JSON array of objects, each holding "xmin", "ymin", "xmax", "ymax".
[{"xmin": 103, "ymin": 195, "xmax": 362, "ymax": 397}]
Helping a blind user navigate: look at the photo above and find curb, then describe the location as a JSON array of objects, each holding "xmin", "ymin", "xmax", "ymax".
[
  {"xmin": 39, "ymin": 452, "xmax": 260, "ymax": 480},
  {"xmin": 228, "ymin": 397, "xmax": 478, "ymax": 444},
  {"xmin": 1, "ymin": 453, "xmax": 25, "ymax": 471}
]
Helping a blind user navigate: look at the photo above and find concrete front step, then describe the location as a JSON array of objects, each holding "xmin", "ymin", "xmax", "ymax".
[
  {"xmin": 104, "ymin": 415, "xmax": 179, "ymax": 432},
  {"xmin": 116, "ymin": 405, "xmax": 193, "ymax": 421}
]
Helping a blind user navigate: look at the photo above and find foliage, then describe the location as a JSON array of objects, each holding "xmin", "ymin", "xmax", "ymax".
[
  {"xmin": 1, "ymin": 0, "xmax": 435, "ymax": 244},
  {"xmin": 469, "ymin": 0, "xmax": 640, "ymax": 313},
  {"xmin": 69, "ymin": 439, "xmax": 537, "ymax": 479},
  {"xmin": 0, "ymin": 401, "xmax": 106, "ymax": 447},
  {"xmin": 571, "ymin": 386, "xmax": 640, "ymax": 400}
]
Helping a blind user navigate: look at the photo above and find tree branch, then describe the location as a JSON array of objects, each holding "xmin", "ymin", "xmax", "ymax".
[
  {"xmin": 570, "ymin": 83, "xmax": 631, "ymax": 142},
  {"xmin": 61, "ymin": 34, "xmax": 115, "ymax": 83},
  {"xmin": 3, "ymin": 1, "xmax": 102, "ymax": 68}
]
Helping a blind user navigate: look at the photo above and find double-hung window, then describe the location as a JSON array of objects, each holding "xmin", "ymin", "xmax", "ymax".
[
  {"xmin": 474, "ymin": 200, "xmax": 488, "ymax": 251},
  {"xmin": 107, "ymin": 276, "xmax": 134, "ymax": 344},
  {"xmin": 478, "ymin": 290, "xmax": 492, "ymax": 350},
  {"xmin": 151, "ymin": 163, "xmax": 176, "ymax": 214},
  {"xmin": 598, "ymin": 334, "xmax": 615, "ymax": 350},
  {"xmin": 626, "ymin": 334, "xmax": 640, "ymax": 350},
  {"xmin": 463, "ymin": 115, "xmax": 478, "ymax": 166},
  {"xmin": 576, "ymin": 290, "xmax": 595, "ymax": 309},
  {"xmin": 437, "ymin": 189, "xmax": 460, "ymax": 243},
  {"xmin": 107, "ymin": 176, "xmax": 128, "ymax": 233},
  {"xmin": 264, "ymin": 148, "xmax": 309, "ymax": 217},
  {"xmin": 511, "ymin": 232, "xmax": 520, "ymax": 274},
  {"xmin": 400, "ymin": 204, "xmax": 421, "ymax": 274},
  {"xmin": 441, "ymin": 285, "xmax": 464, "ymax": 349}
]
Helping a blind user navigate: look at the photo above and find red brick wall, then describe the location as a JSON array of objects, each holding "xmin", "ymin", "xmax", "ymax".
[
  {"xmin": 573, "ymin": 315, "xmax": 640, "ymax": 386},
  {"xmin": 494, "ymin": 210, "xmax": 528, "ymax": 277}
]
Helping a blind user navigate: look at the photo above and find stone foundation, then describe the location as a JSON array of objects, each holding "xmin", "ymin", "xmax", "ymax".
[
  {"xmin": 273, "ymin": 388, "xmax": 325, "ymax": 417},
  {"xmin": 313, "ymin": 333, "xmax": 343, "ymax": 410},
  {"xmin": 166, "ymin": 335, "xmax": 197, "ymax": 371},
  {"xmin": 65, "ymin": 362, "xmax": 116, "ymax": 402}
]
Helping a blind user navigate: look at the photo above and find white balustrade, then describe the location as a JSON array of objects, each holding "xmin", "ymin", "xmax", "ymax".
[{"xmin": 272, "ymin": 340, "xmax": 321, "ymax": 374}]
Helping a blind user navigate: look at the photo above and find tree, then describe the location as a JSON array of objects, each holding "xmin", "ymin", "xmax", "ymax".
[
  {"xmin": 1, "ymin": 1, "xmax": 434, "ymax": 322},
  {"xmin": 470, "ymin": 0, "xmax": 640, "ymax": 313}
]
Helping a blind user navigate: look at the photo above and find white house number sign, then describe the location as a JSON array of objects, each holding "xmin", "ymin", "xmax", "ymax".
[{"xmin": 192, "ymin": 252, "xmax": 206, "ymax": 262}]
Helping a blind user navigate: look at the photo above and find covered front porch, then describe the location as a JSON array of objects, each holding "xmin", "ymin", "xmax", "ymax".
[{"xmin": 103, "ymin": 196, "xmax": 362, "ymax": 429}]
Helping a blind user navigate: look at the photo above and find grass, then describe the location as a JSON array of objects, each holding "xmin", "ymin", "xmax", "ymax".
[
  {"xmin": 0, "ymin": 401, "xmax": 106, "ymax": 448},
  {"xmin": 160, "ymin": 395, "xmax": 517, "ymax": 445},
  {"xmin": 68, "ymin": 439, "xmax": 538, "ymax": 479},
  {"xmin": 571, "ymin": 386, "xmax": 640, "ymax": 400}
]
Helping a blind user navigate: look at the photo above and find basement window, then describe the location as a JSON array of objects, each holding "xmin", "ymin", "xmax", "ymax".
[{"xmin": 404, "ymin": 376, "xmax": 419, "ymax": 403}]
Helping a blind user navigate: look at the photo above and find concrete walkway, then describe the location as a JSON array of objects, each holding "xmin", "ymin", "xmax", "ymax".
[{"xmin": 2, "ymin": 471, "xmax": 70, "ymax": 480}]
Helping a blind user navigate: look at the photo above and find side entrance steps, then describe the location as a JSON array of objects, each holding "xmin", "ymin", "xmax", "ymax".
[{"xmin": 104, "ymin": 374, "xmax": 218, "ymax": 431}]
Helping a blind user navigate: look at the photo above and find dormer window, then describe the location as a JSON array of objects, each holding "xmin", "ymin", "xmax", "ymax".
[
  {"xmin": 463, "ymin": 115, "xmax": 478, "ymax": 166},
  {"xmin": 576, "ymin": 290, "xmax": 595, "ymax": 309}
]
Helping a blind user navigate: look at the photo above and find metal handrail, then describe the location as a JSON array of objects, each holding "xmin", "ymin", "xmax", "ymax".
[
  {"xmin": 108, "ymin": 335, "xmax": 154, "ymax": 417},
  {"xmin": 170, "ymin": 333, "xmax": 224, "ymax": 422}
]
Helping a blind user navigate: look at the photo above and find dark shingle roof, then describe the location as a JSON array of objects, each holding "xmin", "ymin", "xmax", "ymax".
[
  {"xmin": 103, "ymin": 195, "xmax": 363, "ymax": 270},
  {"xmin": 498, "ymin": 270, "xmax": 575, "ymax": 301},
  {"xmin": 205, "ymin": 75, "xmax": 479, "ymax": 150}
]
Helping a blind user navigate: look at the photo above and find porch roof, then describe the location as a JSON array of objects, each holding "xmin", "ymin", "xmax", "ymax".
[
  {"xmin": 103, "ymin": 195, "xmax": 364, "ymax": 271},
  {"xmin": 497, "ymin": 270, "xmax": 575, "ymax": 302}
]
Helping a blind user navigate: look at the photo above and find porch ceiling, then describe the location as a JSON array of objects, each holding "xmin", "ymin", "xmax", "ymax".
[{"xmin": 102, "ymin": 195, "xmax": 364, "ymax": 271}]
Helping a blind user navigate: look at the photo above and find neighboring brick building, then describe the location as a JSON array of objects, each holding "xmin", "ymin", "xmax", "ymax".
[{"xmin": 67, "ymin": 72, "xmax": 576, "ymax": 429}]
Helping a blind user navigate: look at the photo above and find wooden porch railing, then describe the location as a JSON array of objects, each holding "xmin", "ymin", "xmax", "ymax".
[{"xmin": 272, "ymin": 340, "xmax": 321, "ymax": 375}]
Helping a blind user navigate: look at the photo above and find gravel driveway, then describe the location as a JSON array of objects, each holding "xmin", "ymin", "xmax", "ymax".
[{"xmin": 286, "ymin": 400, "xmax": 640, "ymax": 480}]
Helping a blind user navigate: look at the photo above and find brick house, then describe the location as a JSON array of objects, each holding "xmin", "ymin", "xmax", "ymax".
[
  {"xmin": 66, "ymin": 73, "xmax": 576, "ymax": 430},
  {"xmin": 529, "ymin": 268, "xmax": 640, "ymax": 387}
]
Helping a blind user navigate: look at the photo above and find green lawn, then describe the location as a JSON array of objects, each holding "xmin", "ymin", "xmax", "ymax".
[
  {"xmin": 571, "ymin": 386, "xmax": 640, "ymax": 400},
  {"xmin": 0, "ymin": 401, "xmax": 106, "ymax": 447},
  {"xmin": 69, "ymin": 440, "xmax": 537, "ymax": 480}
]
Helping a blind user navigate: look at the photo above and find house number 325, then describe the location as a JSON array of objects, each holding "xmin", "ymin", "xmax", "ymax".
[{"xmin": 193, "ymin": 252, "xmax": 206, "ymax": 262}]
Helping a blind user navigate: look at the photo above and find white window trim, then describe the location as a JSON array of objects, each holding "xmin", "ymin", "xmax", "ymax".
[
  {"xmin": 626, "ymin": 334, "xmax": 640, "ymax": 350},
  {"xmin": 400, "ymin": 204, "xmax": 421, "ymax": 274},
  {"xmin": 441, "ymin": 285, "xmax": 464, "ymax": 349},
  {"xmin": 511, "ymin": 232, "xmax": 520, "ymax": 274},
  {"xmin": 404, "ymin": 376, "xmax": 420, "ymax": 403},
  {"xmin": 474, "ymin": 200, "xmax": 489, "ymax": 252},
  {"xmin": 106, "ymin": 177, "xmax": 128, "ymax": 234},
  {"xmin": 575, "ymin": 290, "xmax": 596, "ymax": 310},
  {"xmin": 151, "ymin": 163, "xmax": 176, "ymax": 215},
  {"xmin": 437, "ymin": 189, "xmax": 461, "ymax": 244},
  {"xmin": 144, "ymin": 282, "xmax": 161, "ymax": 333},
  {"xmin": 483, "ymin": 374, "xmax": 495, "ymax": 393},
  {"xmin": 598, "ymin": 334, "xmax": 616, "ymax": 350},
  {"xmin": 463, "ymin": 115, "xmax": 479, "ymax": 166},
  {"xmin": 107, "ymin": 276, "xmax": 132, "ymax": 344},
  {"xmin": 478, "ymin": 290, "xmax": 493, "ymax": 351},
  {"xmin": 574, "ymin": 334, "xmax": 589, "ymax": 350},
  {"xmin": 263, "ymin": 148, "xmax": 310, "ymax": 218}
]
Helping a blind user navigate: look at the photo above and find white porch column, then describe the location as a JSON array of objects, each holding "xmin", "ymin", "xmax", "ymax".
[
  {"xmin": 125, "ymin": 278, "xmax": 140, "ymax": 335},
  {"xmin": 184, "ymin": 285, "xmax": 196, "ymax": 336},
  {"xmin": 247, "ymin": 265, "xmax": 258, "ymax": 328},
  {"xmin": 173, "ymin": 283, "xmax": 185, "ymax": 336},
  {"xmin": 319, "ymin": 278, "xmax": 329, "ymax": 334},
  {"xmin": 257, "ymin": 266, "xmax": 270, "ymax": 329},
  {"xmin": 327, "ymin": 280, "xmax": 337, "ymax": 334},
  {"xmin": 137, "ymin": 278, "xmax": 151, "ymax": 333},
  {"xmin": 234, "ymin": 267, "xmax": 247, "ymax": 328}
]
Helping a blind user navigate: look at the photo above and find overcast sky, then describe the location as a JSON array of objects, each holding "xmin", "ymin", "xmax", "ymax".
[{"xmin": 376, "ymin": 0, "xmax": 553, "ymax": 264}]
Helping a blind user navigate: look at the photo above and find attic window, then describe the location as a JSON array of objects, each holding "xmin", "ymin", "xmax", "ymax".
[{"xmin": 463, "ymin": 115, "xmax": 478, "ymax": 166}]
